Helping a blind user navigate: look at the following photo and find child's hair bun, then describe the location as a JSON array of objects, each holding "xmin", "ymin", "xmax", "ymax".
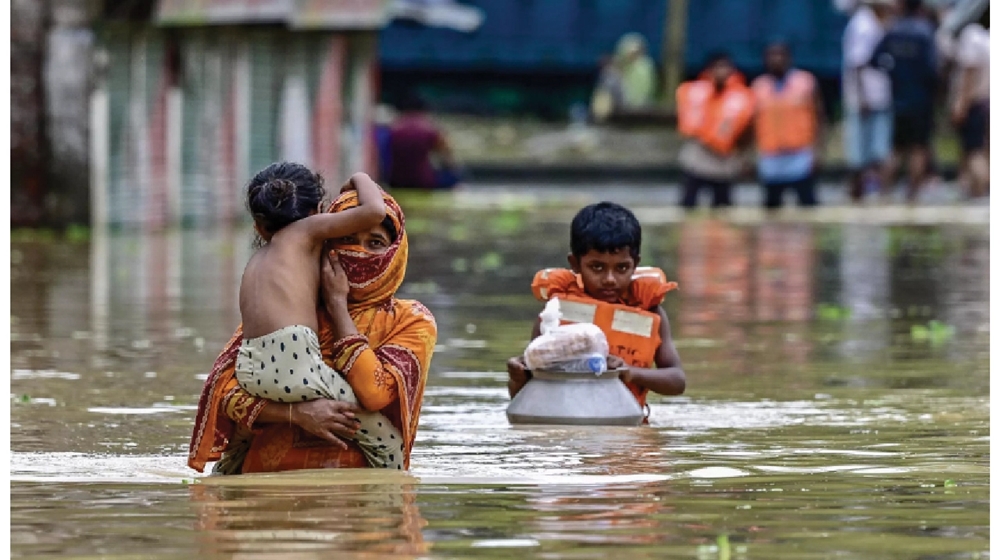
[
  {"xmin": 262, "ymin": 178, "xmax": 296, "ymax": 207},
  {"xmin": 245, "ymin": 162, "xmax": 325, "ymax": 235}
]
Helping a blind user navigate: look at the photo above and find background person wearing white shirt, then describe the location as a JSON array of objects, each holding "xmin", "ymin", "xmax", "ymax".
[
  {"xmin": 840, "ymin": 0, "xmax": 896, "ymax": 202},
  {"xmin": 945, "ymin": 6, "xmax": 989, "ymax": 200}
]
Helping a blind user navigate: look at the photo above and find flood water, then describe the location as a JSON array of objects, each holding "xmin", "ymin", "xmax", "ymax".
[{"xmin": 11, "ymin": 189, "xmax": 990, "ymax": 559}]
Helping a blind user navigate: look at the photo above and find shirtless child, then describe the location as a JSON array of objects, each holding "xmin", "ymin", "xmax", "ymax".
[{"xmin": 235, "ymin": 162, "xmax": 402, "ymax": 469}]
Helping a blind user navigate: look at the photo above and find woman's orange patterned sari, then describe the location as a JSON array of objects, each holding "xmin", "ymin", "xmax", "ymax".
[{"xmin": 188, "ymin": 190, "xmax": 437, "ymax": 474}]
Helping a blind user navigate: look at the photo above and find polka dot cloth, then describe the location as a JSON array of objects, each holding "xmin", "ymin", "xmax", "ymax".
[{"xmin": 235, "ymin": 324, "xmax": 403, "ymax": 469}]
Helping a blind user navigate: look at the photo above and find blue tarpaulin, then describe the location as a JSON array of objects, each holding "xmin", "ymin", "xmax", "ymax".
[{"xmin": 379, "ymin": 0, "xmax": 850, "ymax": 78}]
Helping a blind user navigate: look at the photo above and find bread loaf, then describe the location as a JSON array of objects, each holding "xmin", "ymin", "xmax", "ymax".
[{"xmin": 523, "ymin": 322, "xmax": 608, "ymax": 371}]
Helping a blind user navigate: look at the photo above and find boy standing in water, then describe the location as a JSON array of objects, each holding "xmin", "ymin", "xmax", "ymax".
[{"xmin": 506, "ymin": 202, "xmax": 686, "ymax": 420}]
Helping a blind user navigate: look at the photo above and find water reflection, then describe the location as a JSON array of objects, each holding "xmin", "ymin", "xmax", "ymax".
[
  {"xmin": 939, "ymin": 227, "xmax": 990, "ymax": 353},
  {"xmin": 192, "ymin": 478, "xmax": 428, "ymax": 558},
  {"xmin": 753, "ymin": 223, "xmax": 813, "ymax": 323},
  {"xmin": 839, "ymin": 225, "xmax": 892, "ymax": 362}
]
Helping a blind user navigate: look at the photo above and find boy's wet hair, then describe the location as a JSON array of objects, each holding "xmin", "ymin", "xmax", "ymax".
[
  {"xmin": 246, "ymin": 162, "xmax": 325, "ymax": 235},
  {"xmin": 570, "ymin": 202, "xmax": 642, "ymax": 259}
]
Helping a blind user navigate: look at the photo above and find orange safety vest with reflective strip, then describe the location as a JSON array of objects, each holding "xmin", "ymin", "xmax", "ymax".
[
  {"xmin": 676, "ymin": 76, "xmax": 755, "ymax": 155},
  {"xmin": 751, "ymin": 69, "xmax": 818, "ymax": 154},
  {"xmin": 531, "ymin": 267, "xmax": 678, "ymax": 411}
]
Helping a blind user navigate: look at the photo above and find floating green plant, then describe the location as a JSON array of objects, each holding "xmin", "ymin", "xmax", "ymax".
[
  {"xmin": 816, "ymin": 303, "xmax": 849, "ymax": 321},
  {"xmin": 910, "ymin": 320, "xmax": 955, "ymax": 346},
  {"xmin": 451, "ymin": 257, "xmax": 468, "ymax": 273},
  {"xmin": 476, "ymin": 251, "xmax": 503, "ymax": 272},
  {"xmin": 489, "ymin": 211, "xmax": 524, "ymax": 235},
  {"xmin": 448, "ymin": 224, "xmax": 469, "ymax": 242},
  {"xmin": 65, "ymin": 224, "xmax": 90, "ymax": 243},
  {"xmin": 405, "ymin": 217, "xmax": 431, "ymax": 234},
  {"xmin": 717, "ymin": 533, "xmax": 731, "ymax": 560},
  {"xmin": 11, "ymin": 229, "xmax": 57, "ymax": 243}
]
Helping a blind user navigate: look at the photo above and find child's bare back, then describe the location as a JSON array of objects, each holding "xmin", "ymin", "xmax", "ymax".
[
  {"xmin": 240, "ymin": 237, "xmax": 325, "ymax": 338},
  {"xmin": 238, "ymin": 165, "xmax": 385, "ymax": 339}
]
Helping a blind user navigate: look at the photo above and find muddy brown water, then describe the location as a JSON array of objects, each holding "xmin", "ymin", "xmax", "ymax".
[{"xmin": 11, "ymin": 192, "xmax": 989, "ymax": 559}]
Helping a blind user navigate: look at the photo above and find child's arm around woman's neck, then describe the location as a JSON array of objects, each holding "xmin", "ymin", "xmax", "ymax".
[{"xmin": 291, "ymin": 173, "xmax": 387, "ymax": 244}]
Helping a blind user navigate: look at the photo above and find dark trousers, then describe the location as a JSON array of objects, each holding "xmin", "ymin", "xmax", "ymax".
[
  {"xmin": 958, "ymin": 101, "xmax": 989, "ymax": 153},
  {"xmin": 434, "ymin": 167, "xmax": 462, "ymax": 189},
  {"xmin": 680, "ymin": 173, "xmax": 733, "ymax": 209},
  {"xmin": 762, "ymin": 175, "xmax": 818, "ymax": 209}
]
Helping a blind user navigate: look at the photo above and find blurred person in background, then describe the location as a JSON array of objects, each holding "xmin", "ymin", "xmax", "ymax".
[
  {"xmin": 590, "ymin": 32, "xmax": 657, "ymax": 121},
  {"xmin": 938, "ymin": 1, "xmax": 989, "ymax": 200},
  {"xmin": 840, "ymin": 0, "xmax": 896, "ymax": 202},
  {"xmin": 614, "ymin": 33, "xmax": 657, "ymax": 109},
  {"xmin": 751, "ymin": 40, "xmax": 825, "ymax": 209},
  {"xmin": 675, "ymin": 52, "xmax": 755, "ymax": 209},
  {"xmin": 590, "ymin": 54, "xmax": 625, "ymax": 121},
  {"xmin": 373, "ymin": 104, "xmax": 396, "ymax": 182},
  {"xmin": 869, "ymin": 0, "xmax": 940, "ymax": 202},
  {"xmin": 387, "ymin": 92, "xmax": 461, "ymax": 190}
]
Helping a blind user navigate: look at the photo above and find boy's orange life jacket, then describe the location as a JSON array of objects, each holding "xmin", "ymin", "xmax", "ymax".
[
  {"xmin": 676, "ymin": 73, "xmax": 755, "ymax": 155},
  {"xmin": 751, "ymin": 69, "xmax": 818, "ymax": 154},
  {"xmin": 531, "ymin": 267, "xmax": 678, "ymax": 409}
]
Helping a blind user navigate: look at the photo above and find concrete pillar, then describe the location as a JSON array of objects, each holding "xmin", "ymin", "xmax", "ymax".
[
  {"xmin": 45, "ymin": 0, "xmax": 94, "ymax": 224},
  {"xmin": 660, "ymin": 0, "xmax": 689, "ymax": 109},
  {"xmin": 11, "ymin": 0, "xmax": 46, "ymax": 226}
]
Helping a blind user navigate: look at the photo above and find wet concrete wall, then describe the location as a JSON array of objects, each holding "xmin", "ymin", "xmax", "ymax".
[
  {"xmin": 11, "ymin": 0, "xmax": 94, "ymax": 227},
  {"xmin": 11, "ymin": 0, "xmax": 47, "ymax": 226},
  {"xmin": 46, "ymin": 0, "xmax": 95, "ymax": 226}
]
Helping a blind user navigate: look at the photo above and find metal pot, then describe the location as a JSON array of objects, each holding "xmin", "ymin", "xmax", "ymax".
[{"xmin": 506, "ymin": 367, "xmax": 644, "ymax": 426}]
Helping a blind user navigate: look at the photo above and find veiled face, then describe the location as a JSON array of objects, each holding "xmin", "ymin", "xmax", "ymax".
[{"xmin": 331, "ymin": 223, "xmax": 393, "ymax": 255}]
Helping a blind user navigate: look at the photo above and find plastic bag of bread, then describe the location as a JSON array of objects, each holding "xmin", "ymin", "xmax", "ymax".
[{"xmin": 523, "ymin": 299, "xmax": 609, "ymax": 373}]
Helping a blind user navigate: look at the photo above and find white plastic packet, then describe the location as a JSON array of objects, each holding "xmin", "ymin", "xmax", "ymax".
[{"xmin": 523, "ymin": 299, "xmax": 609, "ymax": 374}]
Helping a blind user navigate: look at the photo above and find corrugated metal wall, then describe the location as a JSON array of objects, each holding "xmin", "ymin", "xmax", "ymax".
[{"xmin": 92, "ymin": 25, "xmax": 377, "ymax": 227}]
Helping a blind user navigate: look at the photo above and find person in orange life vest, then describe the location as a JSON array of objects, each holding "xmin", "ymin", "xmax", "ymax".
[
  {"xmin": 676, "ymin": 52, "xmax": 755, "ymax": 209},
  {"xmin": 506, "ymin": 202, "xmax": 686, "ymax": 416},
  {"xmin": 751, "ymin": 40, "xmax": 826, "ymax": 209}
]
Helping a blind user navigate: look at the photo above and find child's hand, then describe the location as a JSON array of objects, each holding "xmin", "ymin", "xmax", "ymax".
[
  {"xmin": 607, "ymin": 355, "xmax": 626, "ymax": 370},
  {"xmin": 608, "ymin": 356, "xmax": 632, "ymax": 383},
  {"xmin": 507, "ymin": 356, "xmax": 531, "ymax": 384},
  {"xmin": 340, "ymin": 172, "xmax": 378, "ymax": 194},
  {"xmin": 507, "ymin": 356, "xmax": 531, "ymax": 398}
]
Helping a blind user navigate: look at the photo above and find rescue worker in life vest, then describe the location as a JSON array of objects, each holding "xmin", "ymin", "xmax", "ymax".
[
  {"xmin": 751, "ymin": 40, "xmax": 826, "ymax": 208},
  {"xmin": 506, "ymin": 202, "xmax": 686, "ymax": 422},
  {"xmin": 676, "ymin": 52, "xmax": 755, "ymax": 209}
]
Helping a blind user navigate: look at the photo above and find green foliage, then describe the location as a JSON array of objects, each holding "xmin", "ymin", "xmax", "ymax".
[
  {"xmin": 910, "ymin": 320, "xmax": 955, "ymax": 346},
  {"xmin": 489, "ymin": 211, "xmax": 525, "ymax": 236},
  {"xmin": 64, "ymin": 225, "xmax": 90, "ymax": 243},
  {"xmin": 475, "ymin": 251, "xmax": 503, "ymax": 272},
  {"xmin": 816, "ymin": 303, "xmax": 850, "ymax": 321}
]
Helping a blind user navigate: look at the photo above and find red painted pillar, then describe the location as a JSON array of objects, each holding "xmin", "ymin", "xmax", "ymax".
[{"xmin": 313, "ymin": 35, "xmax": 345, "ymax": 182}]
